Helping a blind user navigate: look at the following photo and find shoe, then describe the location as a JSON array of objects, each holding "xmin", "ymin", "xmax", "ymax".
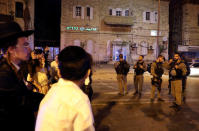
[
  {"xmin": 150, "ymin": 98, "xmax": 154, "ymax": 103},
  {"xmin": 174, "ymin": 105, "xmax": 181, "ymax": 112},
  {"xmin": 169, "ymin": 102, "xmax": 177, "ymax": 108},
  {"xmin": 157, "ymin": 98, "xmax": 164, "ymax": 102},
  {"xmin": 118, "ymin": 93, "xmax": 123, "ymax": 96},
  {"xmin": 133, "ymin": 91, "xmax": 138, "ymax": 95},
  {"xmin": 124, "ymin": 92, "xmax": 128, "ymax": 95}
]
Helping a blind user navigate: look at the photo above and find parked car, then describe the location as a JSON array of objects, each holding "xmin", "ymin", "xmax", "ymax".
[{"xmin": 189, "ymin": 63, "xmax": 199, "ymax": 76}]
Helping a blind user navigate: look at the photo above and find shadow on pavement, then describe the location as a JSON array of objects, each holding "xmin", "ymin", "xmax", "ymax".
[
  {"xmin": 141, "ymin": 102, "xmax": 170, "ymax": 121},
  {"xmin": 94, "ymin": 101, "xmax": 116, "ymax": 131},
  {"xmin": 167, "ymin": 104, "xmax": 199, "ymax": 131}
]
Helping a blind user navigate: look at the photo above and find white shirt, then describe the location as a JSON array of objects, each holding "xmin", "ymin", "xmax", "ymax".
[
  {"xmin": 51, "ymin": 61, "xmax": 59, "ymax": 70},
  {"xmin": 35, "ymin": 78, "xmax": 95, "ymax": 131}
]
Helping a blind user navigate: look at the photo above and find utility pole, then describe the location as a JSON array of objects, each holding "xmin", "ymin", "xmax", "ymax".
[{"xmin": 156, "ymin": 0, "xmax": 160, "ymax": 58}]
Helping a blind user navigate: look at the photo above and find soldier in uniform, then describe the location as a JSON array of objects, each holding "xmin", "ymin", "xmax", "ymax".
[
  {"xmin": 114, "ymin": 54, "xmax": 130, "ymax": 95},
  {"xmin": 168, "ymin": 53, "xmax": 187, "ymax": 111},
  {"xmin": 133, "ymin": 55, "xmax": 147, "ymax": 98},
  {"xmin": 150, "ymin": 55, "xmax": 165, "ymax": 102}
]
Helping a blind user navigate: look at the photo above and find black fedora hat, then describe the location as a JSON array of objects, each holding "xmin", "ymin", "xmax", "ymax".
[{"xmin": 0, "ymin": 22, "xmax": 34, "ymax": 48}]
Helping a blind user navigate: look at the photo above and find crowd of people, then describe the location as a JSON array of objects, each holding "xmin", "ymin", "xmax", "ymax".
[
  {"xmin": 0, "ymin": 22, "xmax": 94, "ymax": 131},
  {"xmin": 114, "ymin": 53, "xmax": 190, "ymax": 112}
]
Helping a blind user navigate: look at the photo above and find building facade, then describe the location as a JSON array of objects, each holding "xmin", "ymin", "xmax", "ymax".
[
  {"xmin": 0, "ymin": 0, "xmax": 34, "ymax": 49},
  {"xmin": 178, "ymin": 3, "xmax": 199, "ymax": 60},
  {"xmin": 61, "ymin": 0, "xmax": 169, "ymax": 63}
]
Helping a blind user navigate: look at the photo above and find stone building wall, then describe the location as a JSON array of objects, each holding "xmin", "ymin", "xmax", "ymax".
[
  {"xmin": 182, "ymin": 3, "xmax": 199, "ymax": 46},
  {"xmin": 0, "ymin": 0, "xmax": 34, "ymax": 49},
  {"xmin": 61, "ymin": 0, "xmax": 169, "ymax": 63}
]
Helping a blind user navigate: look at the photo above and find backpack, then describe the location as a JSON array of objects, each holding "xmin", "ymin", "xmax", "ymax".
[
  {"xmin": 123, "ymin": 62, "xmax": 130, "ymax": 75},
  {"xmin": 147, "ymin": 62, "xmax": 164, "ymax": 76},
  {"xmin": 134, "ymin": 61, "xmax": 145, "ymax": 75},
  {"xmin": 184, "ymin": 61, "xmax": 190, "ymax": 76}
]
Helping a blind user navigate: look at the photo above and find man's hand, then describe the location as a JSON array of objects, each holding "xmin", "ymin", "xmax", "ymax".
[
  {"xmin": 114, "ymin": 62, "xmax": 120, "ymax": 68},
  {"xmin": 169, "ymin": 59, "xmax": 173, "ymax": 64},
  {"xmin": 175, "ymin": 65, "xmax": 179, "ymax": 69}
]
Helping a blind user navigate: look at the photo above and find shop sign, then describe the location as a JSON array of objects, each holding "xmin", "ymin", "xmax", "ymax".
[{"xmin": 66, "ymin": 26, "xmax": 97, "ymax": 31}]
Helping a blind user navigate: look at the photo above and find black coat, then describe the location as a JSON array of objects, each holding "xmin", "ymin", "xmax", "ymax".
[{"xmin": 0, "ymin": 57, "xmax": 43, "ymax": 131}]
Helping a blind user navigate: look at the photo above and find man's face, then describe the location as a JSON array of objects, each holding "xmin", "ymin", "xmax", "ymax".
[
  {"xmin": 55, "ymin": 55, "xmax": 58, "ymax": 62},
  {"xmin": 14, "ymin": 37, "xmax": 31, "ymax": 61},
  {"xmin": 31, "ymin": 51, "xmax": 37, "ymax": 59},
  {"xmin": 159, "ymin": 57, "xmax": 164, "ymax": 62},
  {"xmin": 174, "ymin": 54, "xmax": 180, "ymax": 61},
  {"xmin": 139, "ymin": 56, "xmax": 143, "ymax": 61}
]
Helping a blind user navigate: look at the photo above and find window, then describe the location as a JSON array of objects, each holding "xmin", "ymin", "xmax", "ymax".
[
  {"xmin": 87, "ymin": 7, "xmax": 90, "ymax": 17},
  {"xmin": 151, "ymin": 30, "xmax": 157, "ymax": 36},
  {"xmin": 15, "ymin": 2, "xmax": 23, "ymax": 18},
  {"xmin": 125, "ymin": 10, "xmax": 129, "ymax": 16},
  {"xmin": 109, "ymin": 9, "xmax": 112, "ymax": 15},
  {"xmin": 116, "ymin": 11, "xmax": 121, "ymax": 16},
  {"xmin": 76, "ymin": 6, "xmax": 81, "ymax": 16},
  {"xmin": 146, "ymin": 12, "xmax": 150, "ymax": 20},
  {"xmin": 155, "ymin": 12, "xmax": 158, "ymax": 22},
  {"xmin": 151, "ymin": 30, "xmax": 161, "ymax": 36}
]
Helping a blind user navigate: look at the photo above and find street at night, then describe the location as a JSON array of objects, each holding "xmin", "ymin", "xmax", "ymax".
[
  {"xmin": 92, "ymin": 64, "xmax": 199, "ymax": 131},
  {"xmin": 1, "ymin": 0, "xmax": 199, "ymax": 130}
]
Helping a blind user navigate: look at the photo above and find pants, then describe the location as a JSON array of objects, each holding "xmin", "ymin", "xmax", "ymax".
[
  {"xmin": 182, "ymin": 77, "xmax": 187, "ymax": 98},
  {"xmin": 134, "ymin": 75, "xmax": 143, "ymax": 93},
  {"xmin": 171, "ymin": 80, "xmax": 182, "ymax": 105},
  {"xmin": 117, "ymin": 74, "xmax": 127, "ymax": 94},
  {"xmin": 151, "ymin": 85, "xmax": 161, "ymax": 99}
]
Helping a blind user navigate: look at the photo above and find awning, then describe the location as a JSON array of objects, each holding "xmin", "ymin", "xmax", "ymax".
[
  {"xmin": 178, "ymin": 45, "xmax": 199, "ymax": 52},
  {"xmin": 104, "ymin": 16, "xmax": 133, "ymax": 26}
]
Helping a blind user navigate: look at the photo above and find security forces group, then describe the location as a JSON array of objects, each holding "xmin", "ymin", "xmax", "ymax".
[{"xmin": 114, "ymin": 53, "xmax": 189, "ymax": 112}]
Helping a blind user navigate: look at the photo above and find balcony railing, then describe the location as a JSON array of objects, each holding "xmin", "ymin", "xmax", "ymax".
[{"xmin": 104, "ymin": 16, "xmax": 133, "ymax": 26}]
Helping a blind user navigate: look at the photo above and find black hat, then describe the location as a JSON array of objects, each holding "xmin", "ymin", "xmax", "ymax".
[{"xmin": 0, "ymin": 22, "xmax": 34, "ymax": 48}]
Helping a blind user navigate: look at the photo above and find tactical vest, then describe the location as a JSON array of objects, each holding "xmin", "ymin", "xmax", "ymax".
[
  {"xmin": 115, "ymin": 60, "xmax": 129, "ymax": 75},
  {"xmin": 154, "ymin": 62, "xmax": 164, "ymax": 78},
  {"xmin": 134, "ymin": 61, "xmax": 145, "ymax": 75},
  {"xmin": 169, "ymin": 61, "xmax": 183, "ymax": 80}
]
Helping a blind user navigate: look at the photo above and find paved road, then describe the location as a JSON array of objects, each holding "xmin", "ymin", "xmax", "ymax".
[{"xmin": 91, "ymin": 64, "xmax": 199, "ymax": 131}]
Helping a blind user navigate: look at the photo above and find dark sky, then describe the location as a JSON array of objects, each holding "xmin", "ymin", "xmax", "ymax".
[{"xmin": 34, "ymin": 0, "xmax": 61, "ymax": 47}]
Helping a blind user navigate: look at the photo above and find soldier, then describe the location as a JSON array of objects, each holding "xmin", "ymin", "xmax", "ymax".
[
  {"xmin": 114, "ymin": 54, "xmax": 130, "ymax": 95},
  {"xmin": 168, "ymin": 53, "xmax": 187, "ymax": 111},
  {"xmin": 133, "ymin": 55, "xmax": 147, "ymax": 98},
  {"xmin": 150, "ymin": 55, "xmax": 165, "ymax": 102},
  {"xmin": 181, "ymin": 54, "xmax": 190, "ymax": 103}
]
